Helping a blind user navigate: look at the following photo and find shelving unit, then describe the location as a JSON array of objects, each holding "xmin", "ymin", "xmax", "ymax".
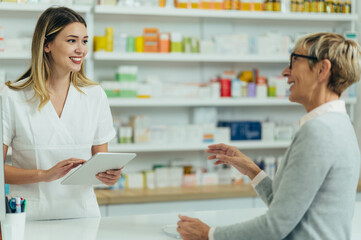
[
  {"xmin": 0, "ymin": 2, "xmax": 90, "ymax": 12},
  {"xmin": 109, "ymin": 140, "xmax": 292, "ymax": 153},
  {"xmin": 108, "ymin": 97, "xmax": 356, "ymax": 107},
  {"xmin": 94, "ymin": 5, "xmax": 357, "ymax": 22},
  {"xmin": 0, "ymin": 52, "xmax": 30, "ymax": 60},
  {"xmin": 94, "ymin": 52, "xmax": 289, "ymax": 63},
  {"xmin": 92, "ymin": 2, "xmax": 358, "ymax": 179},
  {"xmin": 1, "ymin": 3, "xmax": 359, "ymax": 209}
]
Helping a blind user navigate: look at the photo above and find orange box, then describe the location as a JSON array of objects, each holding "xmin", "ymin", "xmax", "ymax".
[
  {"xmin": 223, "ymin": 0, "xmax": 232, "ymax": 10},
  {"xmin": 190, "ymin": 0, "xmax": 199, "ymax": 8},
  {"xmin": 177, "ymin": 0, "xmax": 190, "ymax": 8},
  {"xmin": 214, "ymin": 0, "xmax": 223, "ymax": 9},
  {"xmin": 159, "ymin": 33, "xmax": 170, "ymax": 53},
  {"xmin": 201, "ymin": 0, "xmax": 211, "ymax": 9},
  {"xmin": 143, "ymin": 28, "xmax": 159, "ymax": 53}
]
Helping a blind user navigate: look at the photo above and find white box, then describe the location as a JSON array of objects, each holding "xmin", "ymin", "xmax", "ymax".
[{"xmin": 126, "ymin": 173, "xmax": 144, "ymax": 189}]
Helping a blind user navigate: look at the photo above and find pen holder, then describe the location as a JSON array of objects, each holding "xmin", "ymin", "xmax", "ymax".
[{"xmin": 1, "ymin": 212, "xmax": 26, "ymax": 240}]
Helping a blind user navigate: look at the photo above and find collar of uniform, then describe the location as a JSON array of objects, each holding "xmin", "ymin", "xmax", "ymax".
[{"xmin": 299, "ymin": 100, "xmax": 346, "ymax": 127}]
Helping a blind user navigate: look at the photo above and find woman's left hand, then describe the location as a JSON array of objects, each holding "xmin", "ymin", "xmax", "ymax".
[
  {"xmin": 177, "ymin": 214, "xmax": 210, "ymax": 240},
  {"xmin": 96, "ymin": 167, "xmax": 123, "ymax": 186}
]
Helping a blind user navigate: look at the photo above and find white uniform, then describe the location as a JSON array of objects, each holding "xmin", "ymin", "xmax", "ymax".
[{"xmin": 2, "ymin": 80, "xmax": 116, "ymax": 220}]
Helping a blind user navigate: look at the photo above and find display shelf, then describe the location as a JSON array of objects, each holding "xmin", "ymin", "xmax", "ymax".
[
  {"xmin": 0, "ymin": 52, "xmax": 30, "ymax": 60},
  {"xmin": 0, "ymin": 2, "xmax": 91, "ymax": 13},
  {"xmin": 94, "ymin": 52, "xmax": 289, "ymax": 63},
  {"xmin": 94, "ymin": 5, "xmax": 358, "ymax": 22},
  {"xmin": 109, "ymin": 140, "xmax": 291, "ymax": 153},
  {"xmin": 94, "ymin": 183, "xmax": 258, "ymax": 205},
  {"xmin": 108, "ymin": 97, "xmax": 357, "ymax": 107}
]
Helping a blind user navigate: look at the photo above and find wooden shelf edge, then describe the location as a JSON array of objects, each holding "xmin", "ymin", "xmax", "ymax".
[
  {"xmin": 96, "ymin": 180, "xmax": 361, "ymax": 206},
  {"xmin": 95, "ymin": 184, "xmax": 257, "ymax": 205}
]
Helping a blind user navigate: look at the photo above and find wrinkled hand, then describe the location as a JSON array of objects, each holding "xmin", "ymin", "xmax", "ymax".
[
  {"xmin": 177, "ymin": 215, "xmax": 210, "ymax": 240},
  {"xmin": 206, "ymin": 143, "xmax": 260, "ymax": 178},
  {"xmin": 44, "ymin": 158, "xmax": 86, "ymax": 182},
  {"xmin": 96, "ymin": 167, "xmax": 123, "ymax": 186}
]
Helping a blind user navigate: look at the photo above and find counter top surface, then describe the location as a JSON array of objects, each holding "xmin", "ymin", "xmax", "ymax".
[
  {"xmin": 95, "ymin": 180, "xmax": 361, "ymax": 205},
  {"xmin": 24, "ymin": 202, "xmax": 361, "ymax": 240}
]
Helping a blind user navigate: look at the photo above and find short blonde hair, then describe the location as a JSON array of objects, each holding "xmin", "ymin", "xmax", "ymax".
[
  {"xmin": 6, "ymin": 7, "xmax": 97, "ymax": 110},
  {"xmin": 294, "ymin": 32, "xmax": 361, "ymax": 96}
]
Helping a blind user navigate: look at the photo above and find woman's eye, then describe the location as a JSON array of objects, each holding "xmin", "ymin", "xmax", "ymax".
[
  {"xmin": 83, "ymin": 40, "xmax": 88, "ymax": 44},
  {"xmin": 68, "ymin": 39, "xmax": 76, "ymax": 43}
]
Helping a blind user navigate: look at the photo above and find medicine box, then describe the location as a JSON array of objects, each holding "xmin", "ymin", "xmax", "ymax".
[
  {"xmin": 143, "ymin": 28, "xmax": 159, "ymax": 53},
  {"xmin": 218, "ymin": 121, "xmax": 261, "ymax": 141}
]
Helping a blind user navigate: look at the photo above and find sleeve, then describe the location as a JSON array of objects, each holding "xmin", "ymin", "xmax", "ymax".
[
  {"xmin": 214, "ymin": 121, "xmax": 335, "ymax": 240},
  {"xmin": 92, "ymin": 87, "xmax": 116, "ymax": 146},
  {"xmin": 209, "ymin": 227, "xmax": 216, "ymax": 240},
  {"xmin": 2, "ymin": 89, "xmax": 15, "ymax": 146},
  {"xmin": 254, "ymin": 175, "xmax": 273, "ymax": 206}
]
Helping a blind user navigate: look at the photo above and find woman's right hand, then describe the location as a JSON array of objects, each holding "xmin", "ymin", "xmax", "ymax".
[
  {"xmin": 206, "ymin": 143, "xmax": 261, "ymax": 180},
  {"xmin": 42, "ymin": 158, "xmax": 86, "ymax": 182}
]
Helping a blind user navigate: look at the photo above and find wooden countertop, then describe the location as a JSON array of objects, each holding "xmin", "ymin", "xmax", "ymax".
[
  {"xmin": 96, "ymin": 180, "xmax": 361, "ymax": 206},
  {"xmin": 95, "ymin": 183, "xmax": 257, "ymax": 205}
]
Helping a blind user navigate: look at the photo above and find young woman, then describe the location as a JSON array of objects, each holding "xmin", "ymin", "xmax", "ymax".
[
  {"xmin": 2, "ymin": 7, "xmax": 120, "ymax": 220},
  {"xmin": 177, "ymin": 32, "xmax": 361, "ymax": 240}
]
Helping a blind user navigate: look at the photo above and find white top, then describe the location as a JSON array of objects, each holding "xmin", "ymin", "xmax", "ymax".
[
  {"xmin": 209, "ymin": 99, "xmax": 348, "ymax": 240},
  {"xmin": 2, "ymin": 81, "xmax": 115, "ymax": 220}
]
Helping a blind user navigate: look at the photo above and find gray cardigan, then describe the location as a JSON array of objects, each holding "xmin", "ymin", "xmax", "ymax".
[{"xmin": 214, "ymin": 112, "xmax": 360, "ymax": 240}]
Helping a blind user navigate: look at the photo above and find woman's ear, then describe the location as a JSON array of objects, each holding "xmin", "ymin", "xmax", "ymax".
[
  {"xmin": 318, "ymin": 59, "xmax": 332, "ymax": 83},
  {"xmin": 44, "ymin": 39, "xmax": 50, "ymax": 53}
]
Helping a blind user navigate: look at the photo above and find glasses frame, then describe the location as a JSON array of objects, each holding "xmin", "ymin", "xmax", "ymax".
[{"xmin": 289, "ymin": 53, "xmax": 318, "ymax": 69}]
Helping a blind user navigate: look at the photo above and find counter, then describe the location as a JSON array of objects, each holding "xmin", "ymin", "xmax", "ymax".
[
  {"xmin": 95, "ymin": 180, "xmax": 361, "ymax": 205},
  {"xmin": 24, "ymin": 202, "xmax": 361, "ymax": 240}
]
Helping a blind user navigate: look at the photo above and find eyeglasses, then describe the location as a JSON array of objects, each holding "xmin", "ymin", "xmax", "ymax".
[{"xmin": 289, "ymin": 53, "xmax": 318, "ymax": 69}]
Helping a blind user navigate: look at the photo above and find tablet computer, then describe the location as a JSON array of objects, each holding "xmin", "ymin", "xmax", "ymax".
[{"xmin": 61, "ymin": 152, "xmax": 136, "ymax": 185}]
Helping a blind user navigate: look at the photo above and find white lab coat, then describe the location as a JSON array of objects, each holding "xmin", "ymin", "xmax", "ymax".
[{"xmin": 2, "ymin": 80, "xmax": 116, "ymax": 220}]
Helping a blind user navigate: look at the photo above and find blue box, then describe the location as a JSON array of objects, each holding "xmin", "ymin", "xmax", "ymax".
[{"xmin": 218, "ymin": 121, "xmax": 261, "ymax": 141}]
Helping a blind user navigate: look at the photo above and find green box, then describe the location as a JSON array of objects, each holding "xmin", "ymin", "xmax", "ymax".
[{"xmin": 120, "ymin": 90, "xmax": 137, "ymax": 98}]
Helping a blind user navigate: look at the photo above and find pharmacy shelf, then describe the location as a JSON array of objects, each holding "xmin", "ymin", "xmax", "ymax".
[
  {"xmin": 109, "ymin": 140, "xmax": 291, "ymax": 153},
  {"xmin": 108, "ymin": 97, "xmax": 356, "ymax": 107},
  {"xmin": 94, "ymin": 52, "xmax": 289, "ymax": 63},
  {"xmin": 0, "ymin": 3, "xmax": 91, "ymax": 13},
  {"xmin": 0, "ymin": 52, "xmax": 30, "ymax": 60},
  {"xmin": 94, "ymin": 5, "xmax": 358, "ymax": 22}
]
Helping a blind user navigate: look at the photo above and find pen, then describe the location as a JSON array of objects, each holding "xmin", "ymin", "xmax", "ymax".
[
  {"xmin": 15, "ymin": 197, "xmax": 21, "ymax": 213},
  {"xmin": 9, "ymin": 198, "xmax": 16, "ymax": 213},
  {"xmin": 5, "ymin": 196, "xmax": 11, "ymax": 213},
  {"xmin": 23, "ymin": 199, "xmax": 27, "ymax": 212}
]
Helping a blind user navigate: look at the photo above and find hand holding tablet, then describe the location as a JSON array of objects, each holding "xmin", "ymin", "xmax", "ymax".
[{"xmin": 61, "ymin": 152, "xmax": 136, "ymax": 185}]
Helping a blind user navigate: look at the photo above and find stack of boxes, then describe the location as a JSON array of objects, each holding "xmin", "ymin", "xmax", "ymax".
[
  {"xmin": 143, "ymin": 28, "xmax": 159, "ymax": 53},
  {"xmin": 116, "ymin": 66, "xmax": 138, "ymax": 98}
]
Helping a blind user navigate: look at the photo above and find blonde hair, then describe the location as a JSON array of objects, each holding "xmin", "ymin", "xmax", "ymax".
[
  {"xmin": 5, "ymin": 7, "xmax": 97, "ymax": 110},
  {"xmin": 294, "ymin": 32, "xmax": 361, "ymax": 96}
]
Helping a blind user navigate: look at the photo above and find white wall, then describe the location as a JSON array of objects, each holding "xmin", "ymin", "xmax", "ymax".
[{"xmin": 354, "ymin": 2, "xmax": 361, "ymax": 177}]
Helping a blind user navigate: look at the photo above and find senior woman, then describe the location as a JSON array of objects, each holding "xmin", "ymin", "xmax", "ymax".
[{"xmin": 177, "ymin": 32, "xmax": 361, "ymax": 240}]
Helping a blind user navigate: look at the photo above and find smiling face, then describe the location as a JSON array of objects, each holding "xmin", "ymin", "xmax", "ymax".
[
  {"xmin": 282, "ymin": 48, "xmax": 319, "ymax": 107},
  {"xmin": 44, "ymin": 22, "xmax": 88, "ymax": 78}
]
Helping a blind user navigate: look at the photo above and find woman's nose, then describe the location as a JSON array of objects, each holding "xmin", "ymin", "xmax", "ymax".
[
  {"xmin": 282, "ymin": 65, "xmax": 290, "ymax": 77},
  {"xmin": 75, "ymin": 42, "xmax": 86, "ymax": 54}
]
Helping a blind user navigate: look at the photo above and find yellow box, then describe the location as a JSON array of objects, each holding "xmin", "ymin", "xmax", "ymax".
[
  {"xmin": 135, "ymin": 36, "xmax": 144, "ymax": 52},
  {"xmin": 93, "ymin": 36, "xmax": 106, "ymax": 52}
]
